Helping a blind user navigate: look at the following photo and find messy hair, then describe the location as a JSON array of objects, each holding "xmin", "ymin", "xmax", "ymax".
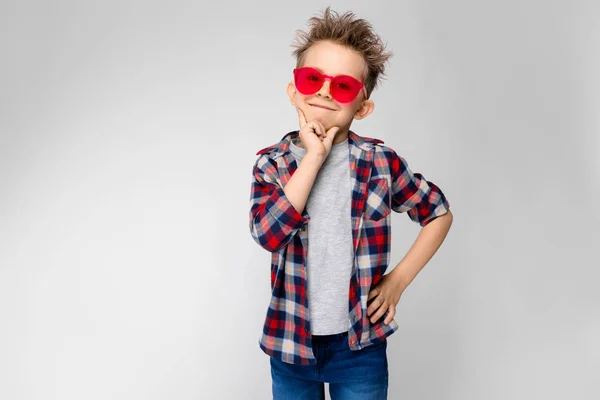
[{"xmin": 291, "ymin": 7, "xmax": 392, "ymax": 99}]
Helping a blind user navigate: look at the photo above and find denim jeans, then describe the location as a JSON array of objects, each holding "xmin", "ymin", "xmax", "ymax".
[{"xmin": 270, "ymin": 331, "xmax": 388, "ymax": 400}]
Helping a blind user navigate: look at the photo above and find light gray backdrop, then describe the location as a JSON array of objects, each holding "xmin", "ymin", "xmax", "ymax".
[{"xmin": 1, "ymin": 0, "xmax": 598, "ymax": 399}]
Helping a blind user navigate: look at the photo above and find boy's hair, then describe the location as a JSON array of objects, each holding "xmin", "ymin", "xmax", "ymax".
[{"xmin": 291, "ymin": 7, "xmax": 392, "ymax": 99}]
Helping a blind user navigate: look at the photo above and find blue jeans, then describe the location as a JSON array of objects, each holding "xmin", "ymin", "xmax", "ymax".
[{"xmin": 270, "ymin": 331, "xmax": 388, "ymax": 400}]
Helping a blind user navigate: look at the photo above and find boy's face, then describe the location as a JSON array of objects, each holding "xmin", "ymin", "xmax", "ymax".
[{"xmin": 287, "ymin": 40, "xmax": 374, "ymax": 133}]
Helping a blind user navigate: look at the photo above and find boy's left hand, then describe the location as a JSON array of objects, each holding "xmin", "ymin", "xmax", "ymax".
[{"xmin": 366, "ymin": 273, "xmax": 406, "ymax": 325}]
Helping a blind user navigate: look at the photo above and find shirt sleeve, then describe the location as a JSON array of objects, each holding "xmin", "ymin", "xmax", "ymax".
[
  {"xmin": 388, "ymin": 148, "xmax": 450, "ymax": 226},
  {"xmin": 248, "ymin": 154, "xmax": 310, "ymax": 252}
]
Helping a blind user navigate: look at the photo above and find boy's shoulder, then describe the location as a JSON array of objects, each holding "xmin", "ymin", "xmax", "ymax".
[
  {"xmin": 358, "ymin": 135, "xmax": 385, "ymax": 146},
  {"xmin": 255, "ymin": 131, "xmax": 295, "ymax": 156},
  {"xmin": 255, "ymin": 143, "xmax": 281, "ymax": 156},
  {"xmin": 255, "ymin": 131, "xmax": 386, "ymax": 156}
]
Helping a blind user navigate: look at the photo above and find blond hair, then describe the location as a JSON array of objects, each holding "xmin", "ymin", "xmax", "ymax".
[{"xmin": 291, "ymin": 7, "xmax": 392, "ymax": 99}]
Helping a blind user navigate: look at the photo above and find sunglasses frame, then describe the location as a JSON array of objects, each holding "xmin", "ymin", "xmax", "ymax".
[{"xmin": 293, "ymin": 67, "xmax": 367, "ymax": 103}]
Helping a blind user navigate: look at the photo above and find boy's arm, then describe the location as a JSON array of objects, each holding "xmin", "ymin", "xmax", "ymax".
[
  {"xmin": 367, "ymin": 211, "xmax": 453, "ymax": 325},
  {"xmin": 366, "ymin": 149, "xmax": 452, "ymax": 324},
  {"xmin": 388, "ymin": 210, "xmax": 453, "ymax": 291},
  {"xmin": 388, "ymin": 148, "xmax": 450, "ymax": 226},
  {"xmin": 386, "ymin": 148, "xmax": 452, "ymax": 289},
  {"xmin": 281, "ymin": 153, "xmax": 324, "ymax": 216},
  {"xmin": 248, "ymin": 153, "xmax": 323, "ymax": 252}
]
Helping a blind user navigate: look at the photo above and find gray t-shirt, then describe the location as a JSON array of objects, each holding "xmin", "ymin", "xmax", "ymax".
[{"xmin": 289, "ymin": 136, "xmax": 354, "ymax": 335}]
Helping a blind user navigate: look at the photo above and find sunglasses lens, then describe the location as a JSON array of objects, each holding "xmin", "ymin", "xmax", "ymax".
[
  {"xmin": 331, "ymin": 76, "xmax": 362, "ymax": 103},
  {"xmin": 294, "ymin": 68, "xmax": 323, "ymax": 95}
]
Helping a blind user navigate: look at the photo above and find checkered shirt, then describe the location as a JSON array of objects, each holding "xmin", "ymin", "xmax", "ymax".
[{"xmin": 249, "ymin": 130, "xmax": 450, "ymax": 365}]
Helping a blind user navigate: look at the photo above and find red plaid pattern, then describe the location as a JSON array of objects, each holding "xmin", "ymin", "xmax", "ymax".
[{"xmin": 249, "ymin": 130, "xmax": 450, "ymax": 365}]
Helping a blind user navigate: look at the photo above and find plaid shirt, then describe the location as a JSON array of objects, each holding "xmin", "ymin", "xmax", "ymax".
[{"xmin": 249, "ymin": 130, "xmax": 450, "ymax": 365}]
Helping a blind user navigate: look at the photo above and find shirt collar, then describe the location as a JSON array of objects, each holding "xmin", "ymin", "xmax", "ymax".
[{"xmin": 258, "ymin": 130, "xmax": 382, "ymax": 160}]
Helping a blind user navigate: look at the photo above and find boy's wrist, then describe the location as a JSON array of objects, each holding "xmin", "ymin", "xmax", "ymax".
[{"xmin": 302, "ymin": 152, "xmax": 326, "ymax": 167}]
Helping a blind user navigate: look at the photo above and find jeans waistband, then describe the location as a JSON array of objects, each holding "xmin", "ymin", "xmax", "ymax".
[{"xmin": 311, "ymin": 331, "xmax": 348, "ymax": 341}]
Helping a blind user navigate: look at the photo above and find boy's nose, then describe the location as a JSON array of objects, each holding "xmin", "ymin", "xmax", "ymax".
[{"xmin": 316, "ymin": 79, "xmax": 333, "ymax": 99}]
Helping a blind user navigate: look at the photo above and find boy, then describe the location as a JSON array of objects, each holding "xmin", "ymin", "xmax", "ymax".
[{"xmin": 249, "ymin": 7, "xmax": 452, "ymax": 400}]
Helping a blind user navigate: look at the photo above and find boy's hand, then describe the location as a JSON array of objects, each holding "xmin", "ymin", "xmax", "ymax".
[
  {"xmin": 296, "ymin": 107, "xmax": 340, "ymax": 160},
  {"xmin": 366, "ymin": 273, "xmax": 405, "ymax": 325}
]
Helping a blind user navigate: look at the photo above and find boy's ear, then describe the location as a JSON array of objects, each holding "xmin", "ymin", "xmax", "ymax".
[
  {"xmin": 287, "ymin": 81, "xmax": 297, "ymax": 106},
  {"xmin": 353, "ymin": 99, "xmax": 375, "ymax": 120}
]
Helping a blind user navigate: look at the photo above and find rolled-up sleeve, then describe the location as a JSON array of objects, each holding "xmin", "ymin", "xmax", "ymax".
[
  {"xmin": 249, "ymin": 155, "xmax": 310, "ymax": 252},
  {"xmin": 388, "ymin": 149, "xmax": 450, "ymax": 226}
]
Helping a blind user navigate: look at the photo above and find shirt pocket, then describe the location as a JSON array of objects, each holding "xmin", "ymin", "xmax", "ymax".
[{"xmin": 363, "ymin": 177, "xmax": 391, "ymax": 221}]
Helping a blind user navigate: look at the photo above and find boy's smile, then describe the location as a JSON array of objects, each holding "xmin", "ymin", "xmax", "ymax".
[
  {"xmin": 287, "ymin": 40, "xmax": 375, "ymax": 143},
  {"xmin": 309, "ymin": 103, "xmax": 337, "ymax": 111}
]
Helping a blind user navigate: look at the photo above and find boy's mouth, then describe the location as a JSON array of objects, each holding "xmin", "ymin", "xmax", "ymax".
[{"xmin": 309, "ymin": 103, "xmax": 336, "ymax": 111}]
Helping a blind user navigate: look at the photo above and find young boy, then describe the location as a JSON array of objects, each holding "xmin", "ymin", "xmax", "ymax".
[{"xmin": 249, "ymin": 7, "xmax": 453, "ymax": 399}]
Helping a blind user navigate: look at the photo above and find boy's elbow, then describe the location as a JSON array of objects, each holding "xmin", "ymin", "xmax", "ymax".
[
  {"xmin": 249, "ymin": 216, "xmax": 290, "ymax": 253},
  {"xmin": 249, "ymin": 228, "xmax": 288, "ymax": 253},
  {"xmin": 443, "ymin": 209, "xmax": 453, "ymax": 222}
]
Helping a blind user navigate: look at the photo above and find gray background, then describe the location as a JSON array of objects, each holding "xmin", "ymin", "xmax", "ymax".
[{"xmin": 1, "ymin": 0, "xmax": 598, "ymax": 399}]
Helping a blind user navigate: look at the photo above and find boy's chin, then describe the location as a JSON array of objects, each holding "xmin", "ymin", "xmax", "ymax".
[
  {"xmin": 311, "ymin": 116, "xmax": 339, "ymax": 131},
  {"xmin": 301, "ymin": 108, "xmax": 346, "ymax": 131}
]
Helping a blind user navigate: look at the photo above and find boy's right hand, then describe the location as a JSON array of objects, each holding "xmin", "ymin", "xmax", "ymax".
[{"xmin": 296, "ymin": 107, "xmax": 340, "ymax": 162}]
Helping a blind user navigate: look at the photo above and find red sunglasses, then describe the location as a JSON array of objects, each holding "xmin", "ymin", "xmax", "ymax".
[{"xmin": 293, "ymin": 67, "xmax": 367, "ymax": 103}]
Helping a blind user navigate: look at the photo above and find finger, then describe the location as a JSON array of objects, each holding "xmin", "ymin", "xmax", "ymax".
[
  {"xmin": 297, "ymin": 107, "xmax": 307, "ymax": 128},
  {"xmin": 326, "ymin": 125, "xmax": 340, "ymax": 136},
  {"xmin": 367, "ymin": 296, "xmax": 382, "ymax": 316},
  {"xmin": 370, "ymin": 304, "xmax": 387, "ymax": 324},
  {"xmin": 313, "ymin": 121, "xmax": 325, "ymax": 138},
  {"xmin": 368, "ymin": 287, "xmax": 378, "ymax": 301},
  {"xmin": 304, "ymin": 121, "xmax": 321, "ymax": 139},
  {"xmin": 323, "ymin": 126, "xmax": 338, "ymax": 145},
  {"xmin": 384, "ymin": 305, "xmax": 396, "ymax": 325}
]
